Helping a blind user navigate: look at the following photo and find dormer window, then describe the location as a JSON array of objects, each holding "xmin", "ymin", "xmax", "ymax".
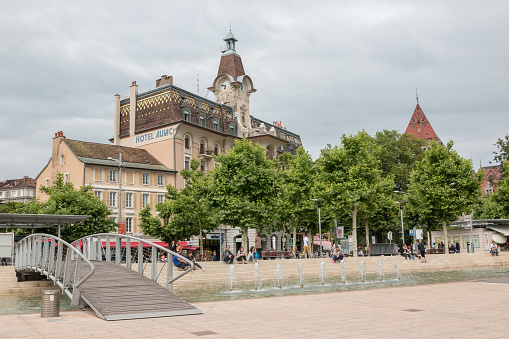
[
  {"xmin": 213, "ymin": 120, "xmax": 219, "ymax": 131},
  {"xmin": 183, "ymin": 110, "xmax": 191, "ymax": 122},
  {"xmin": 199, "ymin": 116, "xmax": 205, "ymax": 127}
]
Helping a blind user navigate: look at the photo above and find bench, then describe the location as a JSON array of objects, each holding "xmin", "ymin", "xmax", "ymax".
[{"xmin": 261, "ymin": 250, "xmax": 292, "ymax": 259}]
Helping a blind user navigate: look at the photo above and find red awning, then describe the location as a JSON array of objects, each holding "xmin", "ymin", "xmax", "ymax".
[
  {"xmin": 312, "ymin": 239, "xmax": 332, "ymax": 250},
  {"xmin": 96, "ymin": 240, "xmax": 199, "ymax": 251}
]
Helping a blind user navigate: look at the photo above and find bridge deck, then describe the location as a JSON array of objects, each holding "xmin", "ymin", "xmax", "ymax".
[{"xmin": 78, "ymin": 261, "xmax": 201, "ymax": 321}]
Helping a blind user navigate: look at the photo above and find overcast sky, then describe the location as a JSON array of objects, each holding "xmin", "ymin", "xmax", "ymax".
[{"xmin": 1, "ymin": 1, "xmax": 508, "ymax": 180}]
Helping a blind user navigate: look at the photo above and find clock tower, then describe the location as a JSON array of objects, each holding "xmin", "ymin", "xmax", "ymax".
[{"xmin": 209, "ymin": 31, "xmax": 256, "ymax": 136}]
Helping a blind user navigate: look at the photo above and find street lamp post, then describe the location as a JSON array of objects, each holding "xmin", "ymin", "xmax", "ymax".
[
  {"xmin": 394, "ymin": 190, "xmax": 408, "ymax": 244},
  {"xmin": 108, "ymin": 153, "xmax": 124, "ymax": 234},
  {"xmin": 312, "ymin": 198, "xmax": 324, "ymax": 257}
]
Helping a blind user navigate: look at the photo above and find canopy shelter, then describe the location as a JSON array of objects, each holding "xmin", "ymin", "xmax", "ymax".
[{"xmin": 0, "ymin": 213, "xmax": 91, "ymax": 238}]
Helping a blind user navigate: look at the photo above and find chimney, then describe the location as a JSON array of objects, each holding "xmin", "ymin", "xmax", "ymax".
[
  {"xmin": 129, "ymin": 81, "xmax": 138, "ymax": 137},
  {"xmin": 156, "ymin": 75, "xmax": 173, "ymax": 88}
]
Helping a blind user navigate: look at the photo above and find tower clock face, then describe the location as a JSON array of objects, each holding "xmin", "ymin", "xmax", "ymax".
[{"xmin": 220, "ymin": 80, "xmax": 230, "ymax": 91}]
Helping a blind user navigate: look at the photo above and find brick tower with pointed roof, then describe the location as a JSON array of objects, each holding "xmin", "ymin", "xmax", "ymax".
[{"xmin": 405, "ymin": 97, "xmax": 441, "ymax": 144}]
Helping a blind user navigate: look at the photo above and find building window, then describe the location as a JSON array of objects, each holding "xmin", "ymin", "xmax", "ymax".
[
  {"xmin": 45, "ymin": 178, "xmax": 49, "ymax": 186},
  {"xmin": 125, "ymin": 171, "xmax": 134, "ymax": 185},
  {"xmin": 199, "ymin": 116, "xmax": 205, "ymax": 127},
  {"xmin": 17, "ymin": 190, "xmax": 21, "ymax": 197},
  {"xmin": 213, "ymin": 120, "xmax": 219, "ymax": 131},
  {"xmin": 157, "ymin": 194, "xmax": 164, "ymax": 204},
  {"xmin": 199, "ymin": 139, "xmax": 206, "ymax": 154},
  {"xmin": 213, "ymin": 144, "xmax": 220, "ymax": 156},
  {"xmin": 63, "ymin": 173, "xmax": 69, "ymax": 183},
  {"xmin": 32, "ymin": 189, "xmax": 36, "ymax": 197},
  {"xmin": 60, "ymin": 154, "xmax": 65, "ymax": 165},
  {"xmin": 184, "ymin": 157, "xmax": 190, "ymax": 170},
  {"xmin": 157, "ymin": 174, "xmax": 164, "ymax": 186},
  {"xmin": 125, "ymin": 218, "xmax": 132, "ymax": 233},
  {"xmin": 184, "ymin": 135, "xmax": 191, "ymax": 150},
  {"xmin": 126, "ymin": 192, "xmax": 133, "ymax": 208},
  {"xmin": 142, "ymin": 173, "xmax": 149, "ymax": 185},
  {"xmin": 5, "ymin": 192, "xmax": 9, "ymax": 198},
  {"xmin": 200, "ymin": 160, "xmax": 206, "ymax": 172},
  {"xmin": 109, "ymin": 170, "xmax": 117, "ymax": 182},
  {"xmin": 142, "ymin": 194, "xmax": 149, "ymax": 208},
  {"xmin": 110, "ymin": 191, "xmax": 116, "ymax": 207},
  {"xmin": 95, "ymin": 191, "xmax": 102, "ymax": 200},
  {"xmin": 184, "ymin": 110, "xmax": 190, "ymax": 122},
  {"xmin": 229, "ymin": 125, "xmax": 235, "ymax": 135},
  {"xmin": 0, "ymin": 192, "xmax": 2, "ymax": 197}
]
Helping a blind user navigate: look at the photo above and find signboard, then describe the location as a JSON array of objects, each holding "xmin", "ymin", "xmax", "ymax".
[
  {"xmin": 409, "ymin": 229, "xmax": 414, "ymax": 237},
  {"xmin": 388, "ymin": 231, "xmax": 393, "ymax": 241},
  {"xmin": 415, "ymin": 229, "xmax": 423, "ymax": 240},
  {"xmin": 348, "ymin": 235, "xmax": 353, "ymax": 252},
  {"xmin": 337, "ymin": 227, "xmax": 345, "ymax": 239},
  {"xmin": 0, "ymin": 233, "xmax": 14, "ymax": 258},
  {"xmin": 118, "ymin": 222, "xmax": 125, "ymax": 235}
]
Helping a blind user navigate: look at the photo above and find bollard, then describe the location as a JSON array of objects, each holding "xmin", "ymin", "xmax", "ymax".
[{"xmin": 41, "ymin": 290, "xmax": 60, "ymax": 318}]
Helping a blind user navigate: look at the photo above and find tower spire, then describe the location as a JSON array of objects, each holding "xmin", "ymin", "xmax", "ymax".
[{"xmin": 416, "ymin": 86, "xmax": 419, "ymax": 105}]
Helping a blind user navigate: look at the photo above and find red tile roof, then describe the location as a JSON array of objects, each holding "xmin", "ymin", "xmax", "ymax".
[
  {"xmin": 0, "ymin": 176, "xmax": 36, "ymax": 189},
  {"xmin": 405, "ymin": 104, "xmax": 440, "ymax": 142},
  {"xmin": 217, "ymin": 53, "xmax": 245, "ymax": 79}
]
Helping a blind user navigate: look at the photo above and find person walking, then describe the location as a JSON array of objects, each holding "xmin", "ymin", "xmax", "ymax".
[
  {"xmin": 456, "ymin": 241, "xmax": 460, "ymax": 254},
  {"xmin": 418, "ymin": 239, "xmax": 427, "ymax": 263},
  {"xmin": 301, "ymin": 233, "xmax": 311, "ymax": 259},
  {"xmin": 255, "ymin": 233, "xmax": 262, "ymax": 260}
]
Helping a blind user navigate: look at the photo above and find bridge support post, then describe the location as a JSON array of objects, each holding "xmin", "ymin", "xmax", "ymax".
[
  {"xmin": 166, "ymin": 254, "xmax": 173, "ymax": 292},
  {"xmin": 55, "ymin": 242, "xmax": 63, "ymax": 282},
  {"xmin": 126, "ymin": 238, "xmax": 131, "ymax": 269},
  {"xmin": 115, "ymin": 237, "xmax": 121, "ymax": 266},
  {"xmin": 72, "ymin": 256, "xmax": 81, "ymax": 305},
  {"xmin": 63, "ymin": 248, "xmax": 72, "ymax": 288},
  {"xmin": 106, "ymin": 236, "xmax": 111, "ymax": 262},
  {"xmin": 138, "ymin": 241, "xmax": 143, "ymax": 274},
  {"xmin": 151, "ymin": 246, "xmax": 157, "ymax": 281}
]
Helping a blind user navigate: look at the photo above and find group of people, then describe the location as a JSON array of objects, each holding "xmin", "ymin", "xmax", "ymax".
[
  {"xmin": 400, "ymin": 239, "xmax": 427, "ymax": 263},
  {"xmin": 448, "ymin": 241, "xmax": 461, "ymax": 254},
  {"xmin": 171, "ymin": 243, "xmax": 206, "ymax": 271},
  {"xmin": 223, "ymin": 245, "xmax": 259, "ymax": 264}
]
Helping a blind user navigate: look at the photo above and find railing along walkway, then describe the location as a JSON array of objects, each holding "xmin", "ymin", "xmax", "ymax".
[{"xmin": 71, "ymin": 233, "xmax": 201, "ymax": 320}]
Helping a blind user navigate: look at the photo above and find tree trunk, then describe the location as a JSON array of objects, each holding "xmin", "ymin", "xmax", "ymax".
[
  {"xmin": 282, "ymin": 223, "xmax": 286, "ymax": 251},
  {"xmin": 241, "ymin": 227, "xmax": 249, "ymax": 253},
  {"xmin": 199, "ymin": 220, "xmax": 203, "ymax": 257},
  {"xmin": 292, "ymin": 221, "xmax": 297, "ymax": 257},
  {"xmin": 364, "ymin": 217, "xmax": 370, "ymax": 250},
  {"xmin": 352, "ymin": 205, "xmax": 358, "ymax": 257},
  {"xmin": 442, "ymin": 220, "xmax": 449, "ymax": 255}
]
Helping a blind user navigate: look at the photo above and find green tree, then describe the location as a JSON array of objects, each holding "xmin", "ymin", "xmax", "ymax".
[
  {"xmin": 407, "ymin": 141, "xmax": 483, "ymax": 253},
  {"xmin": 492, "ymin": 134, "xmax": 509, "ymax": 169},
  {"xmin": 210, "ymin": 139, "xmax": 277, "ymax": 251},
  {"xmin": 492, "ymin": 161, "xmax": 509, "ymax": 217},
  {"xmin": 317, "ymin": 131, "xmax": 385, "ymax": 256},
  {"xmin": 473, "ymin": 193, "xmax": 505, "ymax": 219},
  {"xmin": 274, "ymin": 148, "xmax": 317, "ymax": 254},
  {"xmin": 33, "ymin": 174, "xmax": 117, "ymax": 242},
  {"xmin": 139, "ymin": 160, "xmax": 216, "ymax": 250},
  {"xmin": 373, "ymin": 129, "xmax": 426, "ymax": 192}
]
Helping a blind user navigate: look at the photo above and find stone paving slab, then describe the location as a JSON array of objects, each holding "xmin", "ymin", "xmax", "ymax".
[{"xmin": 1, "ymin": 278, "xmax": 508, "ymax": 338}]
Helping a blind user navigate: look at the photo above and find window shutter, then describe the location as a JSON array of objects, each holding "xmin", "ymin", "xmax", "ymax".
[
  {"xmin": 139, "ymin": 172, "xmax": 143, "ymax": 185},
  {"xmin": 104, "ymin": 190, "xmax": 109, "ymax": 207},
  {"xmin": 151, "ymin": 193, "xmax": 156, "ymax": 209}
]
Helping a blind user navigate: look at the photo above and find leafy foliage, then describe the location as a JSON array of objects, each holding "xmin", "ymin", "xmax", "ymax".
[
  {"xmin": 210, "ymin": 139, "xmax": 277, "ymax": 250},
  {"xmin": 17, "ymin": 174, "xmax": 117, "ymax": 242},
  {"xmin": 139, "ymin": 159, "xmax": 217, "ymax": 246},
  {"xmin": 492, "ymin": 134, "xmax": 509, "ymax": 169},
  {"xmin": 407, "ymin": 141, "xmax": 483, "ymax": 251}
]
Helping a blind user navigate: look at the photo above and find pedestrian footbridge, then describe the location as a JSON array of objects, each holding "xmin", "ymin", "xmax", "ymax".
[{"xmin": 15, "ymin": 233, "xmax": 201, "ymax": 320}]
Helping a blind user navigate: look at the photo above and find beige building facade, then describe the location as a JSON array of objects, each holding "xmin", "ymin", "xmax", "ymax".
[{"xmin": 36, "ymin": 131, "xmax": 176, "ymax": 234}]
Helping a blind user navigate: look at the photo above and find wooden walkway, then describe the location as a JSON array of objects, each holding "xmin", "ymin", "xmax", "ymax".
[{"xmin": 78, "ymin": 261, "xmax": 201, "ymax": 320}]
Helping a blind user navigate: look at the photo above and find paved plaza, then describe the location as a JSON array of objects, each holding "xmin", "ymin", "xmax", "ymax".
[{"xmin": 1, "ymin": 277, "xmax": 508, "ymax": 338}]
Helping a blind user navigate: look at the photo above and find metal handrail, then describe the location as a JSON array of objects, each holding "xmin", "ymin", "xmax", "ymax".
[
  {"xmin": 14, "ymin": 233, "xmax": 96, "ymax": 305},
  {"xmin": 71, "ymin": 233, "xmax": 194, "ymax": 292}
]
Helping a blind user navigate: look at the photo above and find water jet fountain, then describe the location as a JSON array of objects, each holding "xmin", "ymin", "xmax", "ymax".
[
  {"xmin": 377, "ymin": 259, "xmax": 384, "ymax": 281},
  {"xmin": 229, "ymin": 265, "xmax": 238, "ymax": 292},
  {"xmin": 394, "ymin": 260, "xmax": 401, "ymax": 280},
  {"xmin": 341, "ymin": 260, "xmax": 347, "ymax": 284},
  {"xmin": 360, "ymin": 261, "xmax": 367, "ymax": 283},
  {"xmin": 254, "ymin": 262, "xmax": 262, "ymax": 290},
  {"xmin": 298, "ymin": 263, "xmax": 304, "ymax": 288},
  {"xmin": 274, "ymin": 264, "xmax": 282, "ymax": 289},
  {"xmin": 319, "ymin": 261, "xmax": 326, "ymax": 285}
]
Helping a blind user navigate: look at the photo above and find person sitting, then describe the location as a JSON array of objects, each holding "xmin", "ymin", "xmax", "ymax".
[
  {"xmin": 223, "ymin": 245, "xmax": 234, "ymax": 264},
  {"xmin": 172, "ymin": 245, "xmax": 190, "ymax": 271},
  {"xmin": 186, "ymin": 251, "xmax": 205, "ymax": 271},
  {"xmin": 449, "ymin": 243, "xmax": 456, "ymax": 254},
  {"xmin": 402, "ymin": 244, "xmax": 414, "ymax": 260},
  {"xmin": 490, "ymin": 241, "xmax": 499, "ymax": 256},
  {"xmin": 248, "ymin": 246, "xmax": 259, "ymax": 263},
  {"xmin": 236, "ymin": 247, "xmax": 247, "ymax": 264},
  {"xmin": 332, "ymin": 245, "xmax": 344, "ymax": 263}
]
